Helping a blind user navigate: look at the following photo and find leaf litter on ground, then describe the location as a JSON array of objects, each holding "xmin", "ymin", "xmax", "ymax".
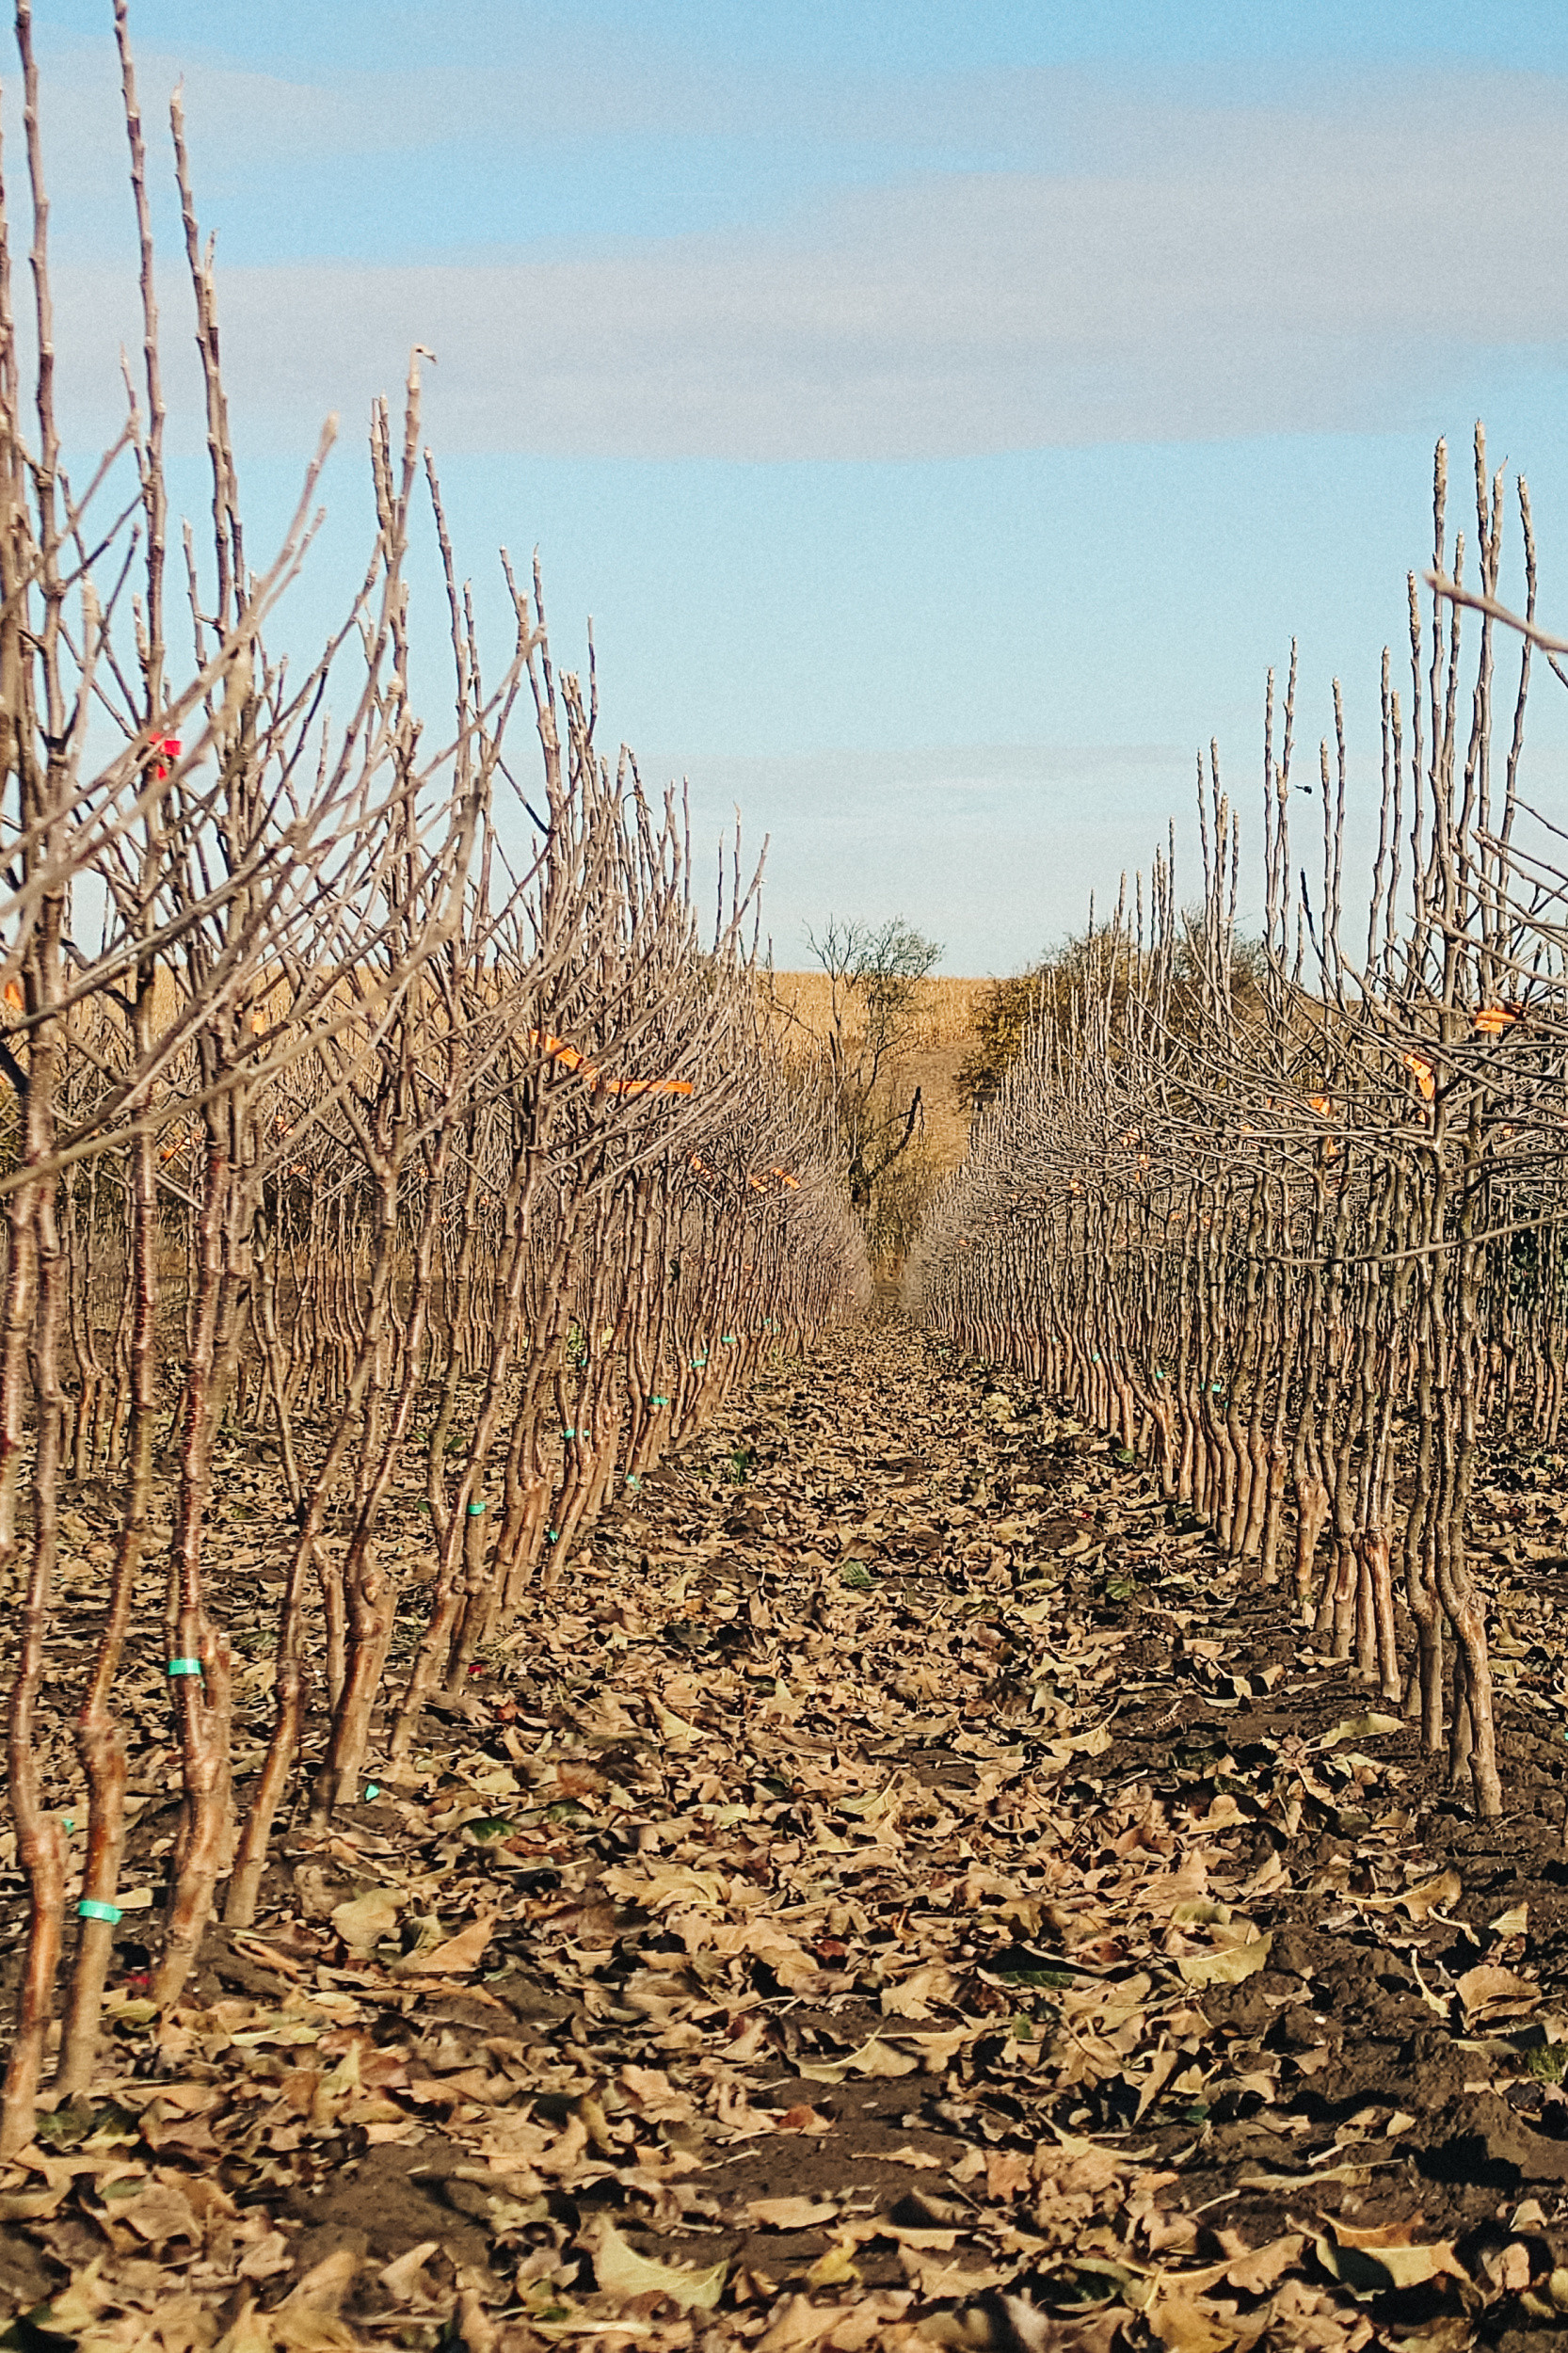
[{"xmin": 8, "ymin": 1319, "xmax": 1568, "ymax": 2346}]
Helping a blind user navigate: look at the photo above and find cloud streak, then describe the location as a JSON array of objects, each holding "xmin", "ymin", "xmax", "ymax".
[{"xmin": 37, "ymin": 63, "xmax": 1568, "ymax": 460}]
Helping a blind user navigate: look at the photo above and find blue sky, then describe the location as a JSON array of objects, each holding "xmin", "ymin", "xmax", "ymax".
[{"xmin": 26, "ymin": 0, "xmax": 1568, "ymax": 968}]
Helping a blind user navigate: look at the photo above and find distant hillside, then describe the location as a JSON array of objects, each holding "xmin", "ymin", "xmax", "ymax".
[{"xmin": 762, "ymin": 971, "xmax": 987, "ymax": 1177}]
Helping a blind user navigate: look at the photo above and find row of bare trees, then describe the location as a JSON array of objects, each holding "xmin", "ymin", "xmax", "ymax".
[
  {"xmin": 915, "ymin": 426, "xmax": 1568, "ymax": 1828},
  {"xmin": 0, "ymin": 6, "xmax": 869, "ymax": 2156}
]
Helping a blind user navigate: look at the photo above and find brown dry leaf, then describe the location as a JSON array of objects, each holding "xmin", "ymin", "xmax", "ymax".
[
  {"xmin": 807, "ymin": 2244, "xmax": 862, "ymax": 2289},
  {"xmin": 1147, "ymin": 2295, "xmax": 1247, "ymax": 2353},
  {"xmin": 236, "ymin": 2232, "xmax": 295, "ymax": 2282},
  {"xmin": 897, "ymin": 2248, "xmax": 1016, "ymax": 2297},
  {"xmin": 396, "ymin": 1913, "xmax": 494, "ymax": 1977},
  {"xmin": 1456, "ymin": 1963, "xmax": 1538, "ymax": 2021},
  {"xmin": 113, "ymin": 2174, "xmax": 200, "ymax": 2250},
  {"xmin": 584, "ymin": 2214, "xmax": 728, "ymax": 2310},
  {"xmin": 328, "ymin": 1886, "xmax": 404, "ymax": 1956},
  {"xmin": 1177, "ymin": 1932, "xmax": 1271, "ymax": 1988},
  {"xmin": 1485, "ymin": 2241, "xmax": 1532, "ymax": 2293},
  {"xmin": 754, "ymin": 2296, "xmax": 849, "ymax": 2353},
  {"xmin": 455, "ymin": 2289, "xmax": 499, "ymax": 2353},
  {"xmin": 1224, "ymin": 2232, "xmax": 1305, "ymax": 2295},
  {"xmin": 220, "ymin": 2248, "xmax": 363, "ymax": 2353},
  {"xmin": 284, "ymin": 2249, "xmax": 364, "ymax": 2310},
  {"xmin": 896, "ymin": 2025, "xmax": 970, "ymax": 2069},
  {"xmin": 378, "ymin": 2239, "xmax": 442, "ymax": 2302},
  {"xmin": 879, "ymin": 1961, "xmax": 959, "ymax": 2018},
  {"xmin": 797, "ymin": 2036, "xmax": 920, "ymax": 2082},
  {"xmin": 123, "ymin": 2289, "xmax": 221, "ymax": 2351},
  {"xmin": 1320, "ymin": 1713, "xmax": 1404, "ymax": 1748},
  {"xmin": 1134, "ymin": 2042, "xmax": 1182, "ymax": 2121},
  {"xmin": 618, "ymin": 2063, "xmax": 697, "ymax": 2123},
  {"xmin": 30, "ymin": 2266, "xmax": 117, "ymax": 2337},
  {"xmin": 985, "ymin": 2149, "xmax": 1033, "ymax": 2201},
  {"xmin": 0, "ymin": 2186, "xmax": 66, "ymax": 2220},
  {"xmin": 1402, "ymin": 1868, "xmax": 1464, "ymax": 1920},
  {"xmin": 836, "ymin": 2219, "xmax": 957, "ymax": 2252},
  {"xmin": 747, "ymin": 2195, "xmax": 842, "ymax": 2228},
  {"xmin": 1317, "ymin": 2218, "xmax": 1466, "ymax": 2293}
]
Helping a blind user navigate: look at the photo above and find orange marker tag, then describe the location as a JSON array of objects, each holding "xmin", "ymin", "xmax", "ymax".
[
  {"xmin": 530, "ymin": 1028, "xmax": 691, "ymax": 1095},
  {"xmin": 1403, "ymin": 1051, "xmax": 1435, "ymax": 1102}
]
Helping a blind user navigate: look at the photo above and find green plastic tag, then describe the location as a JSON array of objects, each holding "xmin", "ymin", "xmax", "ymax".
[
  {"xmin": 167, "ymin": 1657, "xmax": 203, "ymax": 1676},
  {"xmin": 78, "ymin": 1898, "xmax": 122, "ymax": 1925}
]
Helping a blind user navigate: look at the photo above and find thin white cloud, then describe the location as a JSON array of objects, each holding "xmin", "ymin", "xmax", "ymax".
[
  {"xmin": 37, "ymin": 66, "xmax": 1568, "ymax": 460},
  {"xmin": 23, "ymin": 24, "xmax": 816, "ymax": 189}
]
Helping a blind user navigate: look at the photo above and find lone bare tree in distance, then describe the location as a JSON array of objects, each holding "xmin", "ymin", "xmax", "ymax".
[{"xmin": 799, "ymin": 915, "xmax": 941, "ymax": 1220}]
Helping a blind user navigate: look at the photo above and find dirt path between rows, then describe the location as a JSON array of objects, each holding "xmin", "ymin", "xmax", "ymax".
[{"xmin": 8, "ymin": 1313, "xmax": 1568, "ymax": 2352}]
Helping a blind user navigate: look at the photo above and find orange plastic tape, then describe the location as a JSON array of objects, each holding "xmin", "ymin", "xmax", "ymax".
[{"xmin": 526, "ymin": 1030, "xmax": 693, "ymax": 1096}]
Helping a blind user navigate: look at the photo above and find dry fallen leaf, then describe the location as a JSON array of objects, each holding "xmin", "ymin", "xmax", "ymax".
[
  {"xmin": 1177, "ymin": 1932, "xmax": 1271, "ymax": 1988},
  {"xmin": 1316, "ymin": 2218, "xmax": 1467, "ymax": 2294},
  {"xmin": 395, "ymin": 1913, "xmax": 495, "ymax": 1977},
  {"xmin": 1456, "ymin": 1962, "xmax": 1539, "ymax": 2021},
  {"xmin": 1320, "ymin": 1712, "xmax": 1404, "ymax": 1748},
  {"xmin": 1147, "ymin": 2293, "xmax": 1245, "ymax": 2353},
  {"xmin": 584, "ymin": 2215, "xmax": 728, "ymax": 2310},
  {"xmin": 1223, "ymin": 2231, "xmax": 1306, "ymax": 2296},
  {"xmin": 747, "ymin": 2196, "xmax": 842, "ymax": 2229},
  {"xmin": 774, "ymin": 2103, "xmax": 833, "ymax": 2134},
  {"xmin": 1401, "ymin": 1867, "xmax": 1464, "ymax": 1920},
  {"xmin": 898, "ymin": 2249, "xmax": 1016, "ymax": 2298},
  {"xmin": 753, "ymin": 2293, "xmax": 851, "ymax": 2353},
  {"xmin": 807, "ymin": 2244, "xmax": 862, "ymax": 2289},
  {"xmin": 796, "ymin": 2036, "xmax": 920, "ymax": 2083},
  {"xmin": 879, "ymin": 1961, "xmax": 959, "ymax": 2019},
  {"xmin": 329, "ymin": 1885, "xmax": 405, "ymax": 1956},
  {"xmin": 378, "ymin": 2239, "xmax": 442, "ymax": 2302}
]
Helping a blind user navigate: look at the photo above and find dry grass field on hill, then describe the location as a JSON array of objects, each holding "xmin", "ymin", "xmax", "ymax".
[{"xmin": 761, "ymin": 971, "xmax": 988, "ymax": 1176}]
